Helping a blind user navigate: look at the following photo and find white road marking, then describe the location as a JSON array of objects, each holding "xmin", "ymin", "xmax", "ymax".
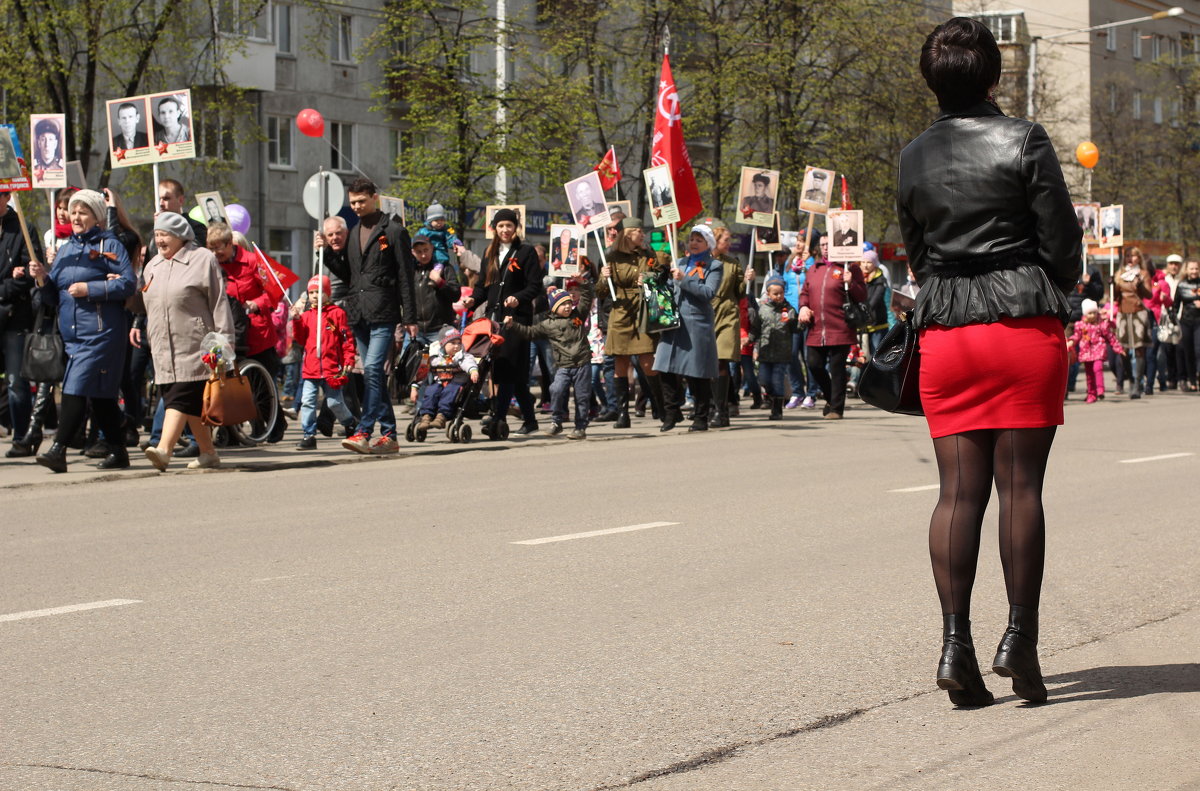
[
  {"xmin": 0, "ymin": 599, "xmax": 142, "ymax": 624},
  {"xmin": 512, "ymin": 522, "xmax": 679, "ymax": 545},
  {"xmin": 889, "ymin": 484, "xmax": 940, "ymax": 493},
  {"xmin": 1118, "ymin": 452, "xmax": 1195, "ymax": 465},
  {"xmin": 252, "ymin": 575, "xmax": 296, "ymax": 583}
]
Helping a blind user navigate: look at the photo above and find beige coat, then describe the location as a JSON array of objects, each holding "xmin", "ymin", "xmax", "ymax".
[
  {"xmin": 711, "ymin": 254, "xmax": 746, "ymax": 360},
  {"xmin": 142, "ymin": 243, "xmax": 235, "ymax": 384}
]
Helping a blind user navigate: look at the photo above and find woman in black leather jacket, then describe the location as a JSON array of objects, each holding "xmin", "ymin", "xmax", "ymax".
[{"xmin": 897, "ymin": 18, "xmax": 1082, "ymax": 708}]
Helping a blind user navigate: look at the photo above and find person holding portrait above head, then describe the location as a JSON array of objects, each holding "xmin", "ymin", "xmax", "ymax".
[
  {"xmin": 550, "ymin": 227, "xmax": 578, "ymax": 273},
  {"xmin": 27, "ymin": 190, "xmax": 135, "ymax": 473},
  {"xmin": 653, "ymin": 224, "xmax": 723, "ymax": 433},
  {"xmin": 2, "ymin": 189, "xmax": 47, "ymax": 457},
  {"xmin": 832, "ymin": 212, "xmax": 859, "ymax": 247},
  {"xmin": 1112, "ymin": 246, "xmax": 1154, "ymax": 398},
  {"xmin": 797, "ymin": 232, "xmax": 865, "ymax": 420},
  {"xmin": 153, "ymin": 96, "xmax": 190, "ymax": 145},
  {"xmin": 740, "ymin": 172, "xmax": 775, "ymax": 216},
  {"xmin": 803, "ymin": 171, "xmax": 829, "ymax": 204},
  {"xmin": 572, "ymin": 181, "xmax": 607, "ymax": 226},
  {"xmin": 33, "ymin": 118, "xmax": 64, "ymax": 171},
  {"xmin": 897, "ymin": 18, "xmax": 1083, "ymax": 708},
  {"xmin": 112, "ymin": 102, "xmax": 148, "ymax": 151}
]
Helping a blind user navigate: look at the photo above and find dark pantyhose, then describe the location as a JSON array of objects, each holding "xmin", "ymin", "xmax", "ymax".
[{"xmin": 929, "ymin": 427, "xmax": 1057, "ymax": 616}]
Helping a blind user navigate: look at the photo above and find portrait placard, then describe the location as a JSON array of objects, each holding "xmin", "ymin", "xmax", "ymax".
[
  {"xmin": 1099, "ymin": 204, "xmax": 1123, "ymax": 249},
  {"xmin": 737, "ymin": 166, "xmax": 780, "ymax": 227},
  {"xmin": 1074, "ymin": 201, "xmax": 1100, "ymax": 246},
  {"xmin": 379, "ymin": 195, "xmax": 406, "ymax": 223},
  {"xmin": 107, "ymin": 96, "xmax": 154, "ymax": 168},
  {"xmin": 30, "ymin": 114, "xmax": 67, "ymax": 189},
  {"xmin": 0, "ymin": 124, "xmax": 30, "ymax": 191},
  {"xmin": 827, "ymin": 209, "xmax": 864, "ymax": 262},
  {"xmin": 799, "ymin": 166, "xmax": 836, "ymax": 215},
  {"xmin": 484, "ymin": 204, "xmax": 526, "ymax": 240},
  {"xmin": 148, "ymin": 90, "xmax": 196, "ymax": 162},
  {"xmin": 754, "ymin": 212, "xmax": 782, "ymax": 252},
  {"xmin": 564, "ymin": 172, "xmax": 611, "ymax": 233},
  {"xmin": 643, "ymin": 164, "xmax": 679, "ymax": 227},
  {"xmin": 195, "ymin": 192, "xmax": 228, "ymax": 226},
  {"xmin": 606, "ymin": 200, "xmax": 632, "ymax": 221},
  {"xmin": 547, "ymin": 224, "xmax": 587, "ymax": 278}
]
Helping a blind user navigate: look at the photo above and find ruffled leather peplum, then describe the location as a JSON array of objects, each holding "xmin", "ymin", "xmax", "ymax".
[{"xmin": 913, "ymin": 264, "xmax": 1071, "ymax": 329}]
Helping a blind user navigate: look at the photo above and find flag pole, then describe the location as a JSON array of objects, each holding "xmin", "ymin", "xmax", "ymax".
[
  {"xmin": 252, "ymin": 242, "xmax": 293, "ymax": 307},
  {"xmin": 592, "ymin": 228, "xmax": 617, "ymax": 300},
  {"xmin": 610, "ymin": 146, "xmax": 621, "ymax": 202}
]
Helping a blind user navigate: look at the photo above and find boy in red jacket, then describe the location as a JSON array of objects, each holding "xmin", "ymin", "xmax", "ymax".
[{"xmin": 291, "ymin": 276, "xmax": 358, "ymax": 449}]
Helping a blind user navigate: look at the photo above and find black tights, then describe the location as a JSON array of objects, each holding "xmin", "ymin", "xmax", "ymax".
[
  {"xmin": 929, "ymin": 427, "xmax": 1057, "ymax": 617},
  {"xmin": 57, "ymin": 394, "xmax": 123, "ymax": 449}
]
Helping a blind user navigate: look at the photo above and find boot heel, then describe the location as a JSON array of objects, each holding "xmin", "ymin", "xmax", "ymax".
[
  {"xmin": 937, "ymin": 614, "xmax": 994, "ymax": 707},
  {"xmin": 992, "ymin": 605, "xmax": 1048, "ymax": 703}
]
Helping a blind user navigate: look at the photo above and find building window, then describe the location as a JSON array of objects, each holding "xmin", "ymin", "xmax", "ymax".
[
  {"xmin": 267, "ymin": 229, "xmax": 298, "ymax": 284},
  {"xmin": 388, "ymin": 128, "xmax": 402, "ymax": 178},
  {"xmin": 1171, "ymin": 99, "xmax": 1181, "ymax": 127},
  {"xmin": 331, "ymin": 14, "xmax": 353, "ymax": 62},
  {"xmin": 274, "ymin": 3, "xmax": 292, "ymax": 54},
  {"xmin": 195, "ymin": 107, "xmax": 238, "ymax": 161},
  {"xmin": 980, "ymin": 14, "xmax": 1018, "ymax": 44},
  {"xmin": 1152, "ymin": 34, "xmax": 1162, "ymax": 61},
  {"xmin": 1132, "ymin": 28, "xmax": 1142, "ymax": 59},
  {"xmin": 267, "ymin": 115, "xmax": 293, "ymax": 168},
  {"xmin": 1153, "ymin": 96, "xmax": 1163, "ymax": 124},
  {"xmin": 330, "ymin": 122, "xmax": 355, "ymax": 172},
  {"xmin": 1108, "ymin": 84, "xmax": 1118, "ymax": 113},
  {"xmin": 1105, "ymin": 25, "xmax": 1117, "ymax": 52},
  {"xmin": 215, "ymin": 0, "xmax": 270, "ymax": 40},
  {"xmin": 1133, "ymin": 90, "xmax": 1142, "ymax": 119}
]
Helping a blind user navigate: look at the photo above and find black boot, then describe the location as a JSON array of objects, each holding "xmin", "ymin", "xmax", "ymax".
[
  {"xmin": 7, "ymin": 383, "xmax": 51, "ymax": 457},
  {"xmin": 710, "ymin": 375, "xmax": 730, "ymax": 428},
  {"xmin": 634, "ymin": 386, "xmax": 648, "ymax": 418},
  {"xmin": 647, "ymin": 375, "xmax": 665, "ymax": 422},
  {"xmin": 688, "ymin": 378, "xmax": 711, "ymax": 432},
  {"xmin": 992, "ymin": 605, "xmax": 1047, "ymax": 702},
  {"xmin": 613, "ymin": 378, "xmax": 631, "ymax": 428},
  {"xmin": 96, "ymin": 445, "xmax": 130, "ymax": 470},
  {"xmin": 937, "ymin": 614, "xmax": 994, "ymax": 707},
  {"xmin": 35, "ymin": 441, "xmax": 69, "ymax": 474},
  {"xmin": 750, "ymin": 391, "xmax": 764, "ymax": 410},
  {"xmin": 659, "ymin": 375, "xmax": 681, "ymax": 432},
  {"xmin": 769, "ymin": 396, "xmax": 784, "ymax": 420}
]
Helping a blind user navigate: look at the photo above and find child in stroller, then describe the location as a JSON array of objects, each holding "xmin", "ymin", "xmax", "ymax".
[
  {"xmin": 406, "ymin": 317, "xmax": 503, "ymax": 443},
  {"xmin": 416, "ymin": 326, "xmax": 479, "ymax": 432}
]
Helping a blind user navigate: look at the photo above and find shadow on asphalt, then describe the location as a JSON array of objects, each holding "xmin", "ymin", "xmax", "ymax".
[{"xmin": 1038, "ymin": 663, "xmax": 1200, "ymax": 703}]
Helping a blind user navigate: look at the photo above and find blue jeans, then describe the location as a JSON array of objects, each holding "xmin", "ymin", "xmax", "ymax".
[
  {"xmin": 740, "ymin": 353, "xmax": 761, "ymax": 399},
  {"xmin": 283, "ymin": 359, "xmax": 302, "ymax": 401},
  {"xmin": 3, "ymin": 329, "xmax": 32, "ymax": 438},
  {"xmin": 353, "ymin": 321, "xmax": 397, "ymax": 437},
  {"xmin": 758, "ymin": 361, "xmax": 788, "ymax": 398},
  {"xmin": 591, "ymin": 363, "xmax": 609, "ymax": 411},
  {"xmin": 787, "ymin": 331, "xmax": 808, "ymax": 398},
  {"xmin": 419, "ymin": 380, "xmax": 462, "ymax": 417},
  {"xmin": 300, "ymin": 378, "xmax": 354, "ymax": 437},
  {"xmin": 552, "ymin": 365, "xmax": 592, "ymax": 429}
]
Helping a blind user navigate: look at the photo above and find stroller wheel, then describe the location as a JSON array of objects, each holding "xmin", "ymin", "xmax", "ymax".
[
  {"xmin": 497, "ymin": 420, "xmax": 510, "ymax": 440},
  {"xmin": 459, "ymin": 425, "xmax": 472, "ymax": 444},
  {"xmin": 405, "ymin": 424, "xmax": 416, "ymax": 443},
  {"xmin": 415, "ymin": 426, "xmax": 428, "ymax": 443},
  {"xmin": 448, "ymin": 424, "xmax": 460, "ymax": 443}
]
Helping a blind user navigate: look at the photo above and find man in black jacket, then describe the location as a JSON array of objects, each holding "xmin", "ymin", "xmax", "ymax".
[
  {"xmin": 1, "ymin": 190, "xmax": 45, "ymax": 455},
  {"xmin": 324, "ymin": 178, "xmax": 417, "ymax": 454}
]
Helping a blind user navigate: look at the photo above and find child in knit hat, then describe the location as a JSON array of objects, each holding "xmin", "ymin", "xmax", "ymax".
[
  {"xmin": 290, "ymin": 275, "xmax": 358, "ymax": 449},
  {"xmin": 417, "ymin": 325, "xmax": 480, "ymax": 431},
  {"xmin": 750, "ymin": 276, "xmax": 799, "ymax": 419},
  {"xmin": 504, "ymin": 278, "xmax": 595, "ymax": 439},
  {"xmin": 421, "ymin": 202, "xmax": 465, "ymax": 280},
  {"xmin": 1067, "ymin": 298, "xmax": 1124, "ymax": 403}
]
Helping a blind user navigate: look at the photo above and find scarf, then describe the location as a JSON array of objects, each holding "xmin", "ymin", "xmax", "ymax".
[
  {"xmin": 686, "ymin": 251, "xmax": 708, "ymax": 278},
  {"xmin": 55, "ymin": 221, "xmax": 73, "ymax": 239}
]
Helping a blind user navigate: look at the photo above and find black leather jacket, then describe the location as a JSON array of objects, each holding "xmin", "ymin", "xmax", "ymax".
[{"xmin": 897, "ymin": 102, "xmax": 1082, "ymax": 328}]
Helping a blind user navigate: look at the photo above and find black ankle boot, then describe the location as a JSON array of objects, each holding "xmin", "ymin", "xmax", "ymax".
[
  {"xmin": 35, "ymin": 442, "xmax": 69, "ymax": 474},
  {"xmin": 96, "ymin": 445, "xmax": 130, "ymax": 470},
  {"xmin": 768, "ymin": 396, "xmax": 784, "ymax": 420},
  {"xmin": 937, "ymin": 614, "xmax": 994, "ymax": 707},
  {"xmin": 710, "ymin": 375, "xmax": 730, "ymax": 428},
  {"xmin": 613, "ymin": 379, "xmax": 631, "ymax": 428},
  {"xmin": 992, "ymin": 605, "xmax": 1047, "ymax": 702},
  {"xmin": 647, "ymin": 375, "xmax": 665, "ymax": 422}
]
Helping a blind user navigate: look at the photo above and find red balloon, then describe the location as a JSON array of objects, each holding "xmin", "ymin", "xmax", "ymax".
[{"xmin": 297, "ymin": 108, "xmax": 325, "ymax": 138}]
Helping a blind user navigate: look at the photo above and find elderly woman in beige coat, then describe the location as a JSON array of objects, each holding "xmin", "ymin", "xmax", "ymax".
[{"xmin": 141, "ymin": 212, "xmax": 234, "ymax": 471}]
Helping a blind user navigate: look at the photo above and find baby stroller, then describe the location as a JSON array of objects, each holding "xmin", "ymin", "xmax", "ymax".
[{"xmin": 405, "ymin": 317, "xmax": 504, "ymax": 444}]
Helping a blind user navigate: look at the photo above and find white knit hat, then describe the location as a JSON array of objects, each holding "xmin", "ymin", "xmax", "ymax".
[
  {"xmin": 1081, "ymin": 299, "xmax": 1098, "ymax": 313},
  {"xmin": 68, "ymin": 189, "xmax": 107, "ymax": 229}
]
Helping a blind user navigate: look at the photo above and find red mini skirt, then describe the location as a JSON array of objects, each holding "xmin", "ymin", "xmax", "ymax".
[{"xmin": 919, "ymin": 316, "xmax": 1066, "ymax": 439}]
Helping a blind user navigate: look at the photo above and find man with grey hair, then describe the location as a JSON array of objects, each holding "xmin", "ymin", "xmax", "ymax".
[{"xmin": 315, "ymin": 215, "xmax": 351, "ymax": 306}]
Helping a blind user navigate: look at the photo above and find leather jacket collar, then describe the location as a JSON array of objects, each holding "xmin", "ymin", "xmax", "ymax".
[{"xmin": 935, "ymin": 100, "xmax": 1005, "ymax": 122}]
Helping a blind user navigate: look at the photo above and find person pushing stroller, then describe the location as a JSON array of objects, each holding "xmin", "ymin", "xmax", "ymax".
[{"xmin": 417, "ymin": 326, "xmax": 480, "ymax": 431}]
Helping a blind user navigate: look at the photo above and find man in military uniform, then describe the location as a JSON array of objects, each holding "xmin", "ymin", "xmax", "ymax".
[{"xmin": 740, "ymin": 172, "xmax": 775, "ymax": 216}]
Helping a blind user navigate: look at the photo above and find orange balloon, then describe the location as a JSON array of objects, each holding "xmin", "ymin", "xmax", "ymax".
[{"xmin": 1076, "ymin": 141, "xmax": 1099, "ymax": 169}]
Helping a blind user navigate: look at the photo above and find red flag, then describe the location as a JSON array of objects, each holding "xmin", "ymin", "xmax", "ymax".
[
  {"xmin": 594, "ymin": 147, "xmax": 622, "ymax": 191},
  {"xmin": 651, "ymin": 55, "xmax": 702, "ymax": 226},
  {"xmin": 252, "ymin": 243, "xmax": 300, "ymax": 302},
  {"xmin": 840, "ymin": 175, "xmax": 853, "ymax": 210}
]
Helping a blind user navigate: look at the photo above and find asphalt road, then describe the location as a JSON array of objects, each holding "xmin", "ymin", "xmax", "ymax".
[{"xmin": 2, "ymin": 392, "xmax": 1197, "ymax": 791}]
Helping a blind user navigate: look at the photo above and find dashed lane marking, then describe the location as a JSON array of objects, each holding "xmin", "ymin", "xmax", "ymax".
[
  {"xmin": 0, "ymin": 599, "xmax": 142, "ymax": 624},
  {"xmin": 512, "ymin": 522, "xmax": 679, "ymax": 545}
]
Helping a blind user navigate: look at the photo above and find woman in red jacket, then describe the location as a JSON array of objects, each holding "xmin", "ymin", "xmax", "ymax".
[{"xmin": 798, "ymin": 232, "xmax": 866, "ymax": 420}]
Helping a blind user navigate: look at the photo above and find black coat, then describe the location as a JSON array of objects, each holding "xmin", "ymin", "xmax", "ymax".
[
  {"xmin": 471, "ymin": 239, "xmax": 542, "ymax": 360},
  {"xmin": 326, "ymin": 212, "xmax": 417, "ymax": 326},
  {"xmin": 413, "ymin": 262, "xmax": 461, "ymax": 333},
  {"xmin": 897, "ymin": 101, "xmax": 1081, "ymax": 329},
  {"xmin": 0, "ymin": 208, "xmax": 45, "ymax": 331}
]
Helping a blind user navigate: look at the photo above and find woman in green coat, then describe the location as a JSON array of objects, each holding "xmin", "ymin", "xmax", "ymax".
[
  {"xmin": 600, "ymin": 221, "xmax": 669, "ymax": 426},
  {"xmin": 709, "ymin": 225, "xmax": 747, "ymax": 427}
]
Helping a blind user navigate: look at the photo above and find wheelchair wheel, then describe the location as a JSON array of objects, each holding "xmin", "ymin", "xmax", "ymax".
[{"xmin": 228, "ymin": 359, "xmax": 278, "ymax": 445}]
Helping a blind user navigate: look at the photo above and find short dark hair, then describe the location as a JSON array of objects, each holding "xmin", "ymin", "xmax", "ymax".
[
  {"xmin": 159, "ymin": 178, "xmax": 185, "ymax": 199},
  {"xmin": 920, "ymin": 17, "xmax": 1001, "ymax": 111},
  {"xmin": 348, "ymin": 178, "xmax": 377, "ymax": 196},
  {"xmin": 157, "ymin": 96, "xmax": 180, "ymax": 112}
]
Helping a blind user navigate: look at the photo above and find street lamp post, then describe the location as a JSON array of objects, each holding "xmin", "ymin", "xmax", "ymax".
[{"xmin": 1026, "ymin": 7, "xmax": 1184, "ymax": 120}]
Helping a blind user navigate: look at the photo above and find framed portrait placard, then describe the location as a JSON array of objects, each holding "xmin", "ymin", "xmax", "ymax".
[
  {"xmin": 108, "ymin": 89, "xmax": 196, "ymax": 169},
  {"xmin": 799, "ymin": 166, "xmax": 835, "ymax": 215},
  {"xmin": 484, "ymin": 204, "xmax": 526, "ymax": 239},
  {"xmin": 547, "ymin": 224, "xmax": 586, "ymax": 278},
  {"xmin": 564, "ymin": 172, "xmax": 611, "ymax": 233},
  {"xmin": 1098, "ymin": 204, "xmax": 1123, "ymax": 249},
  {"xmin": 643, "ymin": 164, "xmax": 679, "ymax": 227},
  {"xmin": 148, "ymin": 91, "xmax": 196, "ymax": 162},
  {"xmin": 826, "ymin": 209, "xmax": 864, "ymax": 262},
  {"xmin": 737, "ymin": 166, "xmax": 780, "ymax": 227},
  {"xmin": 0, "ymin": 124, "xmax": 32, "ymax": 191},
  {"xmin": 195, "ymin": 192, "xmax": 228, "ymax": 226},
  {"xmin": 606, "ymin": 200, "xmax": 632, "ymax": 221},
  {"xmin": 379, "ymin": 195, "xmax": 405, "ymax": 223},
  {"xmin": 30, "ymin": 114, "xmax": 67, "ymax": 189},
  {"xmin": 754, "ymin": 212, "xmax": 782, "ymax": 252},
  {"xmin": 1073, "ymin": 202, "xmax": 1100, "ymax": 246}
]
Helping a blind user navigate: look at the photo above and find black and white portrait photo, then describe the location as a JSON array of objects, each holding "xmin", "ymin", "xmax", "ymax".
[
  {"xmin": 0, "ymin": 126, "xmax": 22, "ymax": 180},
  {"xmin": 1099, "ymin": 204, "xmax": 1123, "ymax": 249},
  {"xmin": 564, "ymin": 172, "xmax": 611, "ymax": 233},
  {"xmin": 826, "ymin": 209, "xmax": 864, "ymax": 262},
  {"xmin": 799, "ymin": 166, "xmax": 835, "ymax": 214},
  {"xmin": 195, "ymin": 191, "xmax": 228, "ymax": 226},
  {"xmin": 737, "ymin": 167, "xmax": 779, "ymax": 227},
  {"xmin": 152, "ymin": 93, "xmax": 192, "ymax": 146},
  {"xmin": 1074, "ymin": 202, "xmax": 1099, "ymax": 245},
  {"xmin": 642, "ymin": 164, "xmax": 679, "ymax": 227},
  {"xmin": 110, "ymin": 100, "xmax": 149, "ymax": 152}
]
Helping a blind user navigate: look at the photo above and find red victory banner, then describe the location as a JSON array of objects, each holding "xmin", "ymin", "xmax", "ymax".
[
  {"xmin": 252, "ymin": 243, "xmax": 299, "ymax": 304},
  {"xmin": 650, "ymin": 55, "xmax": 702, "ymax": 226},
  {"xmin": 840, "ymin": 174, "xmax": 853, "ymax": 210},
  {"xmin": 594, "ymin": 146, "xmax": 622, "ymax": 191}
]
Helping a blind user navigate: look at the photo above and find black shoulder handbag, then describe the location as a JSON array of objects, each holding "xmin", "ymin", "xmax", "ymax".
[
  {"xmin": 21, "ymin": 306, "xmax": 66, "ymax": 383},
  {"xmin": 858, "ymin": 313, "xmax": 923, "ymax": 415},
  {"xmin": 841, "ymin": 265, "xmax": 871, "ymax": 331}
]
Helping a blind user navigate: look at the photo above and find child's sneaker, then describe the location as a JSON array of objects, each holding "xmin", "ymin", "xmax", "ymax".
[
  {"xmin": 800, "ymin": 396, "xmax": 817, "ymax": 409},
  {"xmin": 369, "ymin": 434, "xmax": 399, "ymax": 454},
  {"xmin": 296, "ymin": 435, "xmax": 317, "ymax": 450},
  {"xmin": 1085, "ymin": 394, "xmax": 1097, "ymax": 404},
  {"xmin": 567, "ymin": 428, "xmax": 586, "ymax": 440},
  {"xmin": 544, "ymin": 422, "xmax": 562, "ymax": 437},
  {"xmin": 785, "ymin": 395, "xmax": 802, "ymax": 409},
  {"xmin": 342, "ymin": 432, "xmax": 371, "ymax": 454}
]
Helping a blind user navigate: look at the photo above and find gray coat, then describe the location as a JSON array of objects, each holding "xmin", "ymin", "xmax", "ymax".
[
  {"xmin": 652, "ymin": 254, "xmax": 723, "ymax": 379},
  {"xmin": 142, "ymin": 243, "xmax": 236, "ymax": 384}
]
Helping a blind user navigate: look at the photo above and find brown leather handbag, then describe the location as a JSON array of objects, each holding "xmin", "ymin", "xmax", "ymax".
[{"xmin": 201, "ymin": 371, "xmax": 259, "ymax": 427}]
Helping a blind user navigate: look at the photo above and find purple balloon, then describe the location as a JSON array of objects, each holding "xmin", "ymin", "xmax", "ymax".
[{"xmin": 226, "ymin": 203, "xmax": 251, "ymax": 235}]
